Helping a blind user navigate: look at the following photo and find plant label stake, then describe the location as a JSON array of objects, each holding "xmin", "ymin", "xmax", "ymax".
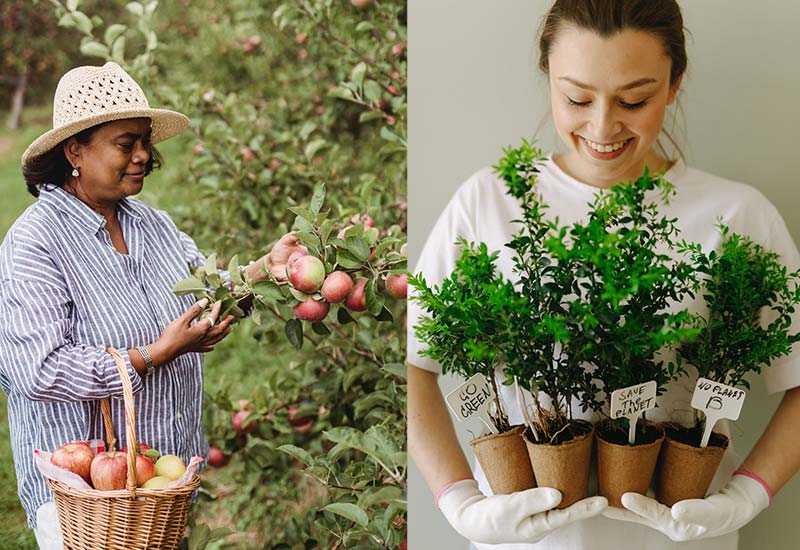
[
  {"xmin": 446, "ymin": 373, "xmax": 499, "ymax": 436},
  {"xmin": 610, "ymin": 381, "xmax": 657, "ymax": 445},
  {"xmin": 691, "ymin": 377, "xmax": 746, "ymax": 448}
]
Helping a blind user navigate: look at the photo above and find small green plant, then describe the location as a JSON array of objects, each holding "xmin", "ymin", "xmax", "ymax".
[
  {"xmin": 410, "ymin": 240, "xmax": 517, "ymax": 433},
  {"xmin": 678, "ymin": 225, "xmax": 800, "ymax": 435},
  {"xmin": 494, "ymin": 140, "xmax": 597, "ymax": 443}
]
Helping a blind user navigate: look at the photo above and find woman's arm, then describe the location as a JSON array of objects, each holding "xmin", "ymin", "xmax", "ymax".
[
  {"xmin": 408, "ymin": 364, "xmax": 474, "ymax": 493},
  {"xmin": 740, "ymin": 385, "xmax": 800, "ymax": 493}
]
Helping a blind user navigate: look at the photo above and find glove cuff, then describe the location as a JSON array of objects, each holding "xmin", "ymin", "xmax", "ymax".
[
  {"xmin": 733, "ymin": 470, "xmax": 773, "ymax": 505},
  {"xmin": 435, "ymin": 478, "xmax": 475, "ymax": 510}
]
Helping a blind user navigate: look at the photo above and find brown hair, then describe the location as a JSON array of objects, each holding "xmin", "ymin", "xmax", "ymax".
[
  {"xmin": 22, "ymin": 122, "xmax": 163, "ymax": 198},
  {"xmin": 539, "ymin": 0, "xmax": 687, "ymax": 86}
]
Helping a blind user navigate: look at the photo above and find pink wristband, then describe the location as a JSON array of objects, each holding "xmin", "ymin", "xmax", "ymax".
[
  {"xmin": 734, "ymin": 469, "xmax": 773, "ymax": 504},
  {"xmin": 434, "ymin": 478, "xmax": 473, "ymax": 510}
]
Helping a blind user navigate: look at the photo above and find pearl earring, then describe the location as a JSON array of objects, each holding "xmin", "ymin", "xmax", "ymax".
[{"xmin": 71, "ymin": 168, "xmax": 80, "ymax": 177}]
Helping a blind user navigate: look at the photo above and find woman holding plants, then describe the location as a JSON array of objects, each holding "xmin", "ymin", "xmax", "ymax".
[
  {"xmin": 0, "ymin": 62, "xmax": 300, "ymax": 549},
  {"xmin": 409, "ymin": 1, "xmax": 800, "ymax": 549}
]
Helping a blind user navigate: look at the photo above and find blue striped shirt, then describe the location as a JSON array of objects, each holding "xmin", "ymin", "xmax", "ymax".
[{"xmin": 0, "ymin": 185, "xmax": 210, "ymax": 527}]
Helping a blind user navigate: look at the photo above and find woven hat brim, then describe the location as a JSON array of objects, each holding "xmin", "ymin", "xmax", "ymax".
[{"xmin": 21, "ymin": 108, "xmax": 190, "ymax": 167}]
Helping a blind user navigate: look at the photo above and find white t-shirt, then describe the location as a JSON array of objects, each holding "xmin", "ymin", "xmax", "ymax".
[{"xmin": 408, "ymin": 156, "xmax": 800, "ymax": 550}]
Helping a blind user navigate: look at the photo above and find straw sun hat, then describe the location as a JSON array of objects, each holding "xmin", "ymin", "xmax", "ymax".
[{"xmin": 21, "ymin": 62, "xmax": 189, "ymax": 167}]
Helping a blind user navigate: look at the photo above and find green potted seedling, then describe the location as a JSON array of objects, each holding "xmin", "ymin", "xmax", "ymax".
[
  {"xmin": 656, "ymin": 225, "xmax": 800, "ymax": 506},
  {"xmin": 494, "ymin": 140, "xmax": 598, "ymax": 508},
  {"xmin": 410, "ymin": 239, "xmax": 536, "ymax": 495},
  {"xmin": 575, "ymin": 171, "xmax": 699, "ymax": 508}
]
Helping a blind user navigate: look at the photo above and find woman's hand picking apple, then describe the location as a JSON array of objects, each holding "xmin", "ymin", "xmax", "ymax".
[
  {"xmin": 149, "ymin": 298, "xmax": 235, "ymax": 365},
  {"xmin": 247, "ymin": 232, "xmax": 307, "ymax": 283}
]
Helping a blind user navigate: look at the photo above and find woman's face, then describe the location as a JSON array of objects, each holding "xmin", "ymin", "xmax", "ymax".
[
  {"xmin": 548, "ymin": 27, "xmax": 681, "ymax": 188},
  {"xmin": 66, "ymin": 118, "xmax": 153, "ymax": 204}
]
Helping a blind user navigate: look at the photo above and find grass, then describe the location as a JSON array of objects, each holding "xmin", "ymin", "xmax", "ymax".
[{"xmin": 0, "ymin": 108, "xmax": 277, "ymax": 547}]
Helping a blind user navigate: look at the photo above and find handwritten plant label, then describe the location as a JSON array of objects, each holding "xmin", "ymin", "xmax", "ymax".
[
  {"xmin": 445, "ymin": 373, "xmax": 498, "ymax": 435},
  {"xmin": 691, "ymin": 377, "xmax": 746, "ymax": 447},
  {"xmin": 610, "ymin": 381, "xmax": 657, "ymax": 444}
]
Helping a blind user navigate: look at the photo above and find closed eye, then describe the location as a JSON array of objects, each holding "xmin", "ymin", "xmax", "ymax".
[
  {"xmin": 567, "ymin": 97, "xmax": 590, "ymax": 107},
  {"xmin": 621, "ymin": 100, "xmax": 648, "ymax": 110}
]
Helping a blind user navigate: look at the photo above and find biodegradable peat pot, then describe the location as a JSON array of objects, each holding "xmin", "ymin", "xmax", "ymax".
[
  {"xmin": 524, "ymin": 420, "xmax": 594, "ymax": 509},
  {"xmin": 655, "ymin": 425, "xmax": 729, "ymax": 507},
  {"xmin": 471, "ymin": 425, "xmax": 536, "ymax": 494},
  {"xmin": 596, "ymin": 419, "xmax": 665, "ymax": 508}
]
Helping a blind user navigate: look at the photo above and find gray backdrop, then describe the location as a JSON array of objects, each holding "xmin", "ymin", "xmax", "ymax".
[{"xmin": 407, "ymin": 1, "xmax": 800, "ymax": 549}]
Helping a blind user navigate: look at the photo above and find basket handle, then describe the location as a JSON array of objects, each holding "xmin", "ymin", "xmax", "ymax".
[{"xmin": 100, "ymin": 347, "xmax": 139, "ymax": 494}]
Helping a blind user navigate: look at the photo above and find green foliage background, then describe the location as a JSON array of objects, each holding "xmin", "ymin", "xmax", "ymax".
[{"xmin": 0, "ymin": 0, "xmax": 406, "ymax": 548}]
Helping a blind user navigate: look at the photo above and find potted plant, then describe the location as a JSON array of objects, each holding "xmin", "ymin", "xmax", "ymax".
[
  {"xmin": 656, "ymin": 225, "xmax": 800, "ymax": 505},
  {"xmin": 575, "ymin": 171, "xmax": 699, "ymax": 508},
  {"xmin": 494, "ymin": 140, "xmax": 598, "ymax": 508},
  {"xmin": 409, "ymin": 239, "xmax": 536, "ymax": 494}
]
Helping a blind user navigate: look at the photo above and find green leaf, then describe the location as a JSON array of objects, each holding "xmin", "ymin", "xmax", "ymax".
[
  {"xmin": 188, "ymin": 522, "xmax": 211, "ymax": 550},
  {"xmin": 104, "ymin": 24, "xmax": 126, "ymax": 46},
  {"xmin": 278, "ymin": 444, "xmax": 313, "ymax": 466},
  {"xmin": 57, "ymin": 13, "xmax": 75, "ymax": 28},
  {"xmin": 80, "ymin": 40, "xmax": 108, "ymax": 59},
  {"xmin": 304, "ymin": 139, "xmax": 328, "ymax": 160},
  {"xmin": 310, "ymin": 184, "xmax": 326, "ymax": 216},
  {"xmin": 299, "ymin": 121, "xmax": 317, "ymax": 141},
  {"xmin": 146, "ymin": 31, "xmax": 158, "ymax": 51},
  {"xmin": 289, "ymin": 206, "xmax": 315, "ymax": 223},
  {"xmin": 363, "ymin": 80, "xmax": 383, "ymax": 105},
  {"xmin": 336, "ymin": 249, "xmax": 363, "ymax": 270},
  {"xmin": 71, "ymin": 11, "xmax": 93, "ymax": 35},
  {"xmin": 383, "ymin": 363, "xmax": 407, "ymax": 380},
  {"xmin": 355, "ymin": 21, "xmax": 374, "ymax": 32},
  {"xmin": 66, "ymin": 0, "xmax": 80, "ymax": 11},
  {"xmin": 228, "ymin": 255, "xmax": 242, "ymax": 287},
  {"xmin": 204, "ymin": 254, "xmax": 217, "ymax": 279},
  {"xmin": 359, "ymin": 111, "xmax": 385, "ymax": 123},
  {"xmin": 251, "ymin": 281, "xmax": 284, "ymax": 301},
  {"xmin": 327, "ymin": 86, "xmax": 357, "ymax": 101},
  {"xmin": 311, "ymin": 321, "xmax": 331, "ymax": 336},
  {"xmin": 337, "ymin": 307, "xmax": 355, "ymax": 324},
  {"xmin": 111, "ymin": 36, "xmax": 126, "ymax": 62},
  {"xmin": 375, "ymin": 306, "xmax": 394, "ymax": 322},
  {"xmin": 126, "ymin": 2, "xmax": 144, "ymax": 16},
  {"xmin": 350, "ymin": 62, "xmax": 367, "ymax": 91},
  {"xmin": 380, "ymin": 126, "xmax": 406, "ymax": 146},
  {"xmin": 345, "ymin": 236, "xmax": 371, "ymax": 262},
  {"xmin": 358, "ymin": 486, "xmax": 405, "ymax": 508},
  {"xmin": 365, "ymin": 278, "xmax": 384, "ymax": 316},
  {"xmin": 322, "ymin": 503, "xmax": 368, "ymax": 528},
  {"xmin": 284, "ymin": 319, "xmax": 303, "ymax": 350},
  {"xmin": 172, "ymin": 277, "xmax": 207, "ymax": 295}
]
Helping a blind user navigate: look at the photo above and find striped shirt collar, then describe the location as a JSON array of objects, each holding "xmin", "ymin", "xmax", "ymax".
[{"xmin": 38, "ymin": 185, "xmax": 144, "ymax": 232}]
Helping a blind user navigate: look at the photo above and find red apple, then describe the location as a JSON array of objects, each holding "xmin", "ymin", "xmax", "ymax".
[
  {"xmin": 208, "ymin": 446, "xmax": 231, "ymax": 468},
  {"xmin": 320, "ymin": 271, "xmax": 354, "ymax": 303},
  {"xmin": 391, "ymin": 43, "xmax": 405, "ymax": 56},
  {"xmin": 232, "ymin": 409, "xmax": 258, "ymax": 434},
  {"xmin": 135, "ymin": 454, "xmax": 156, "ymax": 487},
  {"xmin": 385, "ymin": 273, "xmax": 407, "ymax": 299},
  {"xmin": 293, "ymin": 419, "xmax": 314, "ymax": 433},
  {"xmin": 345, "ymin": 278, "xmax": 368, "ymax": 312},
  {"xmin": 287, "ymin": 247, "xmax": 309, "ymax": 266},
  {"xmin": 351, "ymin": 0, "xmax": 371, "ymax": 5},
  {"xmin": 293, "ymin": 298, "xmax": 330, "ymax": 321},
  {"xmin": 349, "ymin": 213, "xmax": 375, "ymax": 228},
  {"xmin": 240, "ymin": 147, "xmax": 256, "ymax": 162},
  {"xmin": 289, "ymin": 255, "xmax": 325, "ymax": 293},
  {"xmin": 51, "ymin": 442, "xmax": 94, "ymax": 483},
  {"xmin": 90, "ymin": 451, "xmax": 128, "ymax": 491},
  {"xmin": 287, "ymin": 406, "xmax": 313, "ymax": 427}
]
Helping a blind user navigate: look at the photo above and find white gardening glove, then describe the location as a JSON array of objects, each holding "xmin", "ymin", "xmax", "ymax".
[
  {"xmin": 437, "ymin": 479, "xmax": 608, "ymax": 544},
  {"xmin": 602, "ymin": 473, "xmax": 770, "ymax": 542}
]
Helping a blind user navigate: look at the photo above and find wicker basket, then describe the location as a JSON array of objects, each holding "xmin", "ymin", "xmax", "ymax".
[{"xmin": 47, "ymin": 348, "xmax": 200, "ymax": 550}]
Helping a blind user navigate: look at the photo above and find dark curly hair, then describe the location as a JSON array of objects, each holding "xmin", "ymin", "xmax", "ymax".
[{"xmin": 22, "ymin": 121, "xmax": 163, "ymax": 198}]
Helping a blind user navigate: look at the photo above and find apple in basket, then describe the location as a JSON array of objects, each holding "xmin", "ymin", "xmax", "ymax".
[
  {"xmin": 50, "ymin": 442, "xmax": 94, "ymax": 483},
  {"xmin": 90, "ymin": 451, "xmax": 128, "ymax": 490},
  {"xmin": 155, "ymin": 455, "xmax": 187, "ymax": 481}
]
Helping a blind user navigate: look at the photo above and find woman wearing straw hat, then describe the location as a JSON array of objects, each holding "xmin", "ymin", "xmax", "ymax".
[{"xmin": 0, "ymin": 62, "xmax": 302, "ymax": 548}]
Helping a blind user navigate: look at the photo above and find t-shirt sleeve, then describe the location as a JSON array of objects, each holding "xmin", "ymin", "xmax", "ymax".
[
  {"xmin": 762, "ymin": 209, "xmax": 800, "ymax": 393},
  {"xmin": 407, "ymin": 175, "xmax": 481, "ymax": 374}
]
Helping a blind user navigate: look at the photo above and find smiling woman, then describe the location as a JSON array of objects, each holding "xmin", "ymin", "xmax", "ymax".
[
  {"xmin": 408, "ymin": 1, "xmax": 800, "ymax": 550},
  {"xmin": 0, "ymin": 62, "xmax": 308, "ymax": 549}
]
